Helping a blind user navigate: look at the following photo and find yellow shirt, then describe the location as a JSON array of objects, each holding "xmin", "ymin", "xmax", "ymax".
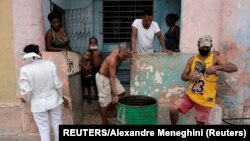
[{"xmin": 186, "ymin": 53, "xmax": 218, "ymax": 107}]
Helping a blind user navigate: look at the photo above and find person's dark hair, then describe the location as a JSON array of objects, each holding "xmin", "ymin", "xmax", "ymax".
[
  {"xmin": 48, "ymin": 12, "xmax": 61, "ymax": 22},
  {"xmin": 166, "ymin": 13, "xmax": 179, "ymax": 23},
  {"xmin": 142, "ymin": 9, "xmax": 153, "ymax": 17},
  {"xmin": 23, "ymin": 44, "xmax": 40, "ymax": 54},
  {"xmin": 89, "ymin": 37, "xmax": 98, "ymax": 45},
  {"xmin": 84, "ymin": 49, "xmax": 93, "ymax": 58}
]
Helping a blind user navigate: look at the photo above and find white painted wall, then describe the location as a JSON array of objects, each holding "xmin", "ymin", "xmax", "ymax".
[{"xmin": 180, "ymin": 0, "xmax": 222, "ymax": 53}]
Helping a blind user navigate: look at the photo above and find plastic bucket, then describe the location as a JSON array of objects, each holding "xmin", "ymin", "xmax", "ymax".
[{"xmin": 117, "ymin": 95, "xmax": 158, "ymax": 125}]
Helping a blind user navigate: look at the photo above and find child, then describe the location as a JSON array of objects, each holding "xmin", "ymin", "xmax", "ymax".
[
  {"xmin": 79, "ymin": 50, "xmax": 93, "ymax": 104},
  {"xmin": 88, "ymin": 37, "xmax": 103, "ymax": 100}
]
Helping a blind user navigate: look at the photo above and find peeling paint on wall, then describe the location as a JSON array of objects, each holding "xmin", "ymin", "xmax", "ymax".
[{"xmin": 131, "ymin": 53, "xmax": 190, "ymax": 99}]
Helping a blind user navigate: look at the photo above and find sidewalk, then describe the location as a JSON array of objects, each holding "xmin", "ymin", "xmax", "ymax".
[{"xmin": 80, "ymin": 83, "xmax": 130, "ymax": 125}]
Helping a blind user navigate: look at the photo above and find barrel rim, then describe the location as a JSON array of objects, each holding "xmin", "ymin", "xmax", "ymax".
[{"xmin": 118, "ymin": 95, "xmax": 158, "ymax": 107}]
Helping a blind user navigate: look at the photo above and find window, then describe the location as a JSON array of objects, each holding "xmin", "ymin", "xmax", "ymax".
[{"xmin": 103, "ymin": 0, "xmax": 153, "ymax": 43}]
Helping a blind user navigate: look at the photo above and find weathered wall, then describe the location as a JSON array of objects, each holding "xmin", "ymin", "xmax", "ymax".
[
  {"xmin": 180, "ymin": 0, "xmax": 222, "ymax": 53},
  {"xmin": 131, "ymin": 53, "xmax": 189, "ymax": 98},
  {"xmin": 217, "ymin": 0, "xmax": 250, "ymax": 121},
  {"xmin": 13, "ymin": 0, "xmax": 46, "ymax": 99},
  {"xmin": 0, "ymin": 0, "xmax": 16, "ymax": 103}
]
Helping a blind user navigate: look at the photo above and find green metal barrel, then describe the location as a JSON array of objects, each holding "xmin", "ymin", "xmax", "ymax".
[{"xmin": 117, "ymin": 95, "xmax": 158, "ymax": 125}]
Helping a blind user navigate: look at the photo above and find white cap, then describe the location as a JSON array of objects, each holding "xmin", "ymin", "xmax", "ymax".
[
  {"xmin": 23, "ymin": 52, "xmax": 41, "ymax": 59},
  {"xmin": 198, "ymin": 35, "xmax": 212, "ymax": 47}
]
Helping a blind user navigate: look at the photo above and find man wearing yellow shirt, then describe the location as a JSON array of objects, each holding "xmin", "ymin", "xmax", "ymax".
[{"xmin": 170, "ymin": 35, "xmax": 238, "ymax": 125}]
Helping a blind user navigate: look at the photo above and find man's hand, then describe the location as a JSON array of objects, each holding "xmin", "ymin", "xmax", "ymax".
[
  {"xmin": 189, "ymin": 73, "xmax": 201, "ymax": 82},
  {"xmin": 205, "ymin": 66, "xmax": 217, "ymax": 75},
  {"xmin": 162, "ymin": 49, "xmax": 173, "ymax": 55},
  {"xmin": 112, "ymin": 95, "xmax": 119, "ymax": 104}
]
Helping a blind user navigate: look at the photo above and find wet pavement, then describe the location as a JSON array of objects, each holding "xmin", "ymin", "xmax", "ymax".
[{"xmin": 80, "ymin": 83, "xmax": 130, "ymax": 125}]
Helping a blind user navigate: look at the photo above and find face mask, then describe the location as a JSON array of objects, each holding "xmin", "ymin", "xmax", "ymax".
[
  {"xmin": 199, "ymin": 49, "xmax": 210, "ymax": 56},
  {"xmin": 90, "ymin": 45, "xmax": 97, "ymax": 50},
  {"xmin": 23, "ymin": 52, "xmax": 41, "ymax": 63}
]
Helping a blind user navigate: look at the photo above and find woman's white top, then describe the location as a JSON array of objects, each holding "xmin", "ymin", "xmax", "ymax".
[{"xmin": 19, "ymin": 60, "xmax": 64, "ymax": 112}]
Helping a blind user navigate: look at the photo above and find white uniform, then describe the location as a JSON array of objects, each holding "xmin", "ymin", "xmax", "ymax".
[
  {"xmin": 19, "ymin": 56, "xmax": 63, "ymax": 141},
  {"xmin": 132, "ymin": 19, "xmax": 160, "ymax": 53}
]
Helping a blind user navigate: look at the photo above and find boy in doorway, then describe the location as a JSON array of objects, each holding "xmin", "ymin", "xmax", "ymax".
[
  {"xmin": 80, "ymin": 50, "xmax": 93, "ymax": 104},
  {"xmin": 88, "ymin": 37, "xmax": 104, "ymax": 100}
]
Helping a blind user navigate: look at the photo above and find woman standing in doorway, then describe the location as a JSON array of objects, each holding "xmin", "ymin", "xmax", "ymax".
[
  {"xmin": 165, "ymin": 13, "xmax": 180, "ymax": 52},
  {"xmin": 45, "ymin": 12, "xmax": 71, "ymax": 51}
]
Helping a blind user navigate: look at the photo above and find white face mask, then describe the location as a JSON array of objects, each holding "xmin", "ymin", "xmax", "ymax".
[
  {"xmin": 90, "ymin": 45, "xmax": 98, "ymax": 50},
  {"xmin": 23, "ymin": 52, "xmax": 41, "ymax": 63}
]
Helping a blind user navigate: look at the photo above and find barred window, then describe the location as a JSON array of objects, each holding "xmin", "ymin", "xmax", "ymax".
[{"xmin": 103, "ymin": 0, "xmax": 153, "ymax": 43}]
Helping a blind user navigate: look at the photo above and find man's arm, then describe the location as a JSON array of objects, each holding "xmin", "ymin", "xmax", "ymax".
[
  {"xmin": 181, "ymin": 57, "xmax": 199, "ymax": 82},
  {"xmin": 131, "ymin": 26, "xmax": 138, "ymax": 53},
  {"xmin": 109, "ymin": 59, "xmax": 118, "ymax": 97},
  {"xmin": 155, "ymin": 31, "xmax": 170, "ymax": 53},
  {"xmin": 19, "ymin": 68, "xmax": 32, "ymax": 102},
  {"xmin": 206, "ymin": 55, "xmax": 238, "ymax": 75}
]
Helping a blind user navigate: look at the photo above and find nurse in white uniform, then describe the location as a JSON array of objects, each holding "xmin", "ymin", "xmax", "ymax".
[{"xmin": 18, "ymin": 44, "xmax": 68, "ymax": 141}]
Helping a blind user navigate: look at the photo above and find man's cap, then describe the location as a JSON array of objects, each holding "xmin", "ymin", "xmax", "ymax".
[{"xmin": 198, "ymin": 35, "xmax": 212, "ymax": 47}]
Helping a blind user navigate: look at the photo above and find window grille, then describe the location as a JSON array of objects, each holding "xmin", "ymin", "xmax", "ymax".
[{"xmin": 103, "ymin": 0, "xmax": 153, "ymax": 43}]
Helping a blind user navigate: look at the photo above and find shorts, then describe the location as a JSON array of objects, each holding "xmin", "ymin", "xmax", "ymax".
[
  {"xmin": 95, "ymin": 72, "xmax": 125, "ymax": 107},
  {"xmin": 82, "ymin": 75, "xmax": 92, "ymax": 88},
  {"xmin": 92, "ymin": 66, "xmax": 101, "ymax": 84},
  {"xmin": 174, "ymin": 94, "xmax": 211, "ymax": 124}
]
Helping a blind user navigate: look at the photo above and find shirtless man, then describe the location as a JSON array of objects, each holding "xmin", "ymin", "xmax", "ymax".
[
  {"xmin": 95, "ymin": 42, "xmax": 131, "ymax": 124},
  {"xmin": 88, "ymin": 37, "xmax": 104, "ymax": 100}
]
